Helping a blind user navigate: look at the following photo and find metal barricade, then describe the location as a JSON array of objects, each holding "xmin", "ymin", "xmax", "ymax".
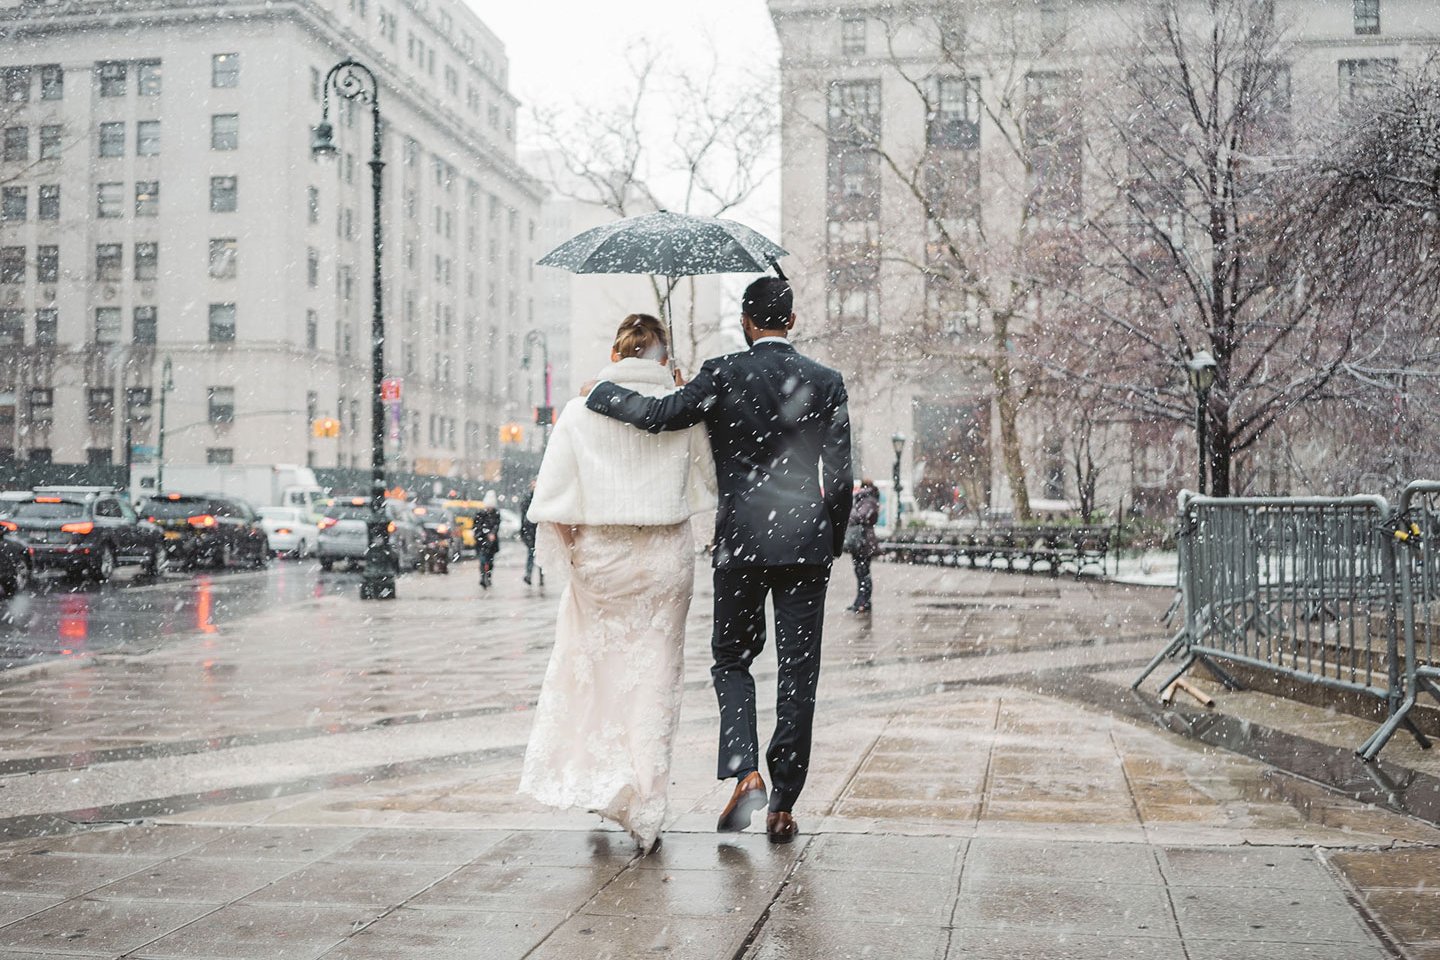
[
  {"xmin": 1359, "ymin": 481, "xmax": 1440, "ymax": 759},
  {"xmin": 1134, "ymin": 492, "xmax": 1428, "ymax": 758}
]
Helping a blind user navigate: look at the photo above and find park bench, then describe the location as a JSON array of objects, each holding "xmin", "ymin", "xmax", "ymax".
[{"xmin": 877, "ymin": 524, "xmax": 1115, "ymax": 577}]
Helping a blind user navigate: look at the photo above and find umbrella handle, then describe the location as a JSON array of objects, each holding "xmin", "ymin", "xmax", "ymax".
[{"xmin": 770, "ymin": 257, "xmax": 788, "ymax": 282}]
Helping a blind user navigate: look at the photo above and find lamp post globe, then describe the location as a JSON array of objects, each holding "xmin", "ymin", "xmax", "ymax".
[
  {"xmin": 891, "ymin": 432, "xmax": 906, "ymax": 527},
  {"xmin": 1185, "ymin": 351, "xmax": 1218, "ymax": 496},
  {"xmin": 314, "ymin": 58, "xmax": 397, "ymax": 599}
]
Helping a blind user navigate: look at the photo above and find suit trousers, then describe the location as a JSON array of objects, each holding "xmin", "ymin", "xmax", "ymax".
[{"xmin": 711, "ymin": 563, "xmax": 831, "ymax": 812}]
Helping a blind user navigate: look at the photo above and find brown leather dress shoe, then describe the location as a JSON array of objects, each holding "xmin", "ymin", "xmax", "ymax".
[
  {"xmin": 766, "ymin": 811, "xmax": 798, "ymax": 844},
  {"xmin": 716, "ymin": 771, "xmax": 768, "ymax": 832}
]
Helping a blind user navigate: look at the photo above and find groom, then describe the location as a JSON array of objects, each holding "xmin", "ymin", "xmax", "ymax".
[{"xmin": 585, "ymin": 276, "xmax": 852, "ymax": 843}]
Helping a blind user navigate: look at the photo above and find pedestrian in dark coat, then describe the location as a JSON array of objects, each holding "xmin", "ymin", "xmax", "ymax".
[
  {"xmin": 845, "ymin": 480, "xmax": 880, "ymax": 614},
  {"xmin": 475, "ymin": 491, "xmax": 501, "ymax": 589}
]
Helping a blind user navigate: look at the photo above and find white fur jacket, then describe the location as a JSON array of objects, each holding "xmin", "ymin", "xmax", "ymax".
[{"xmin": 527, "ymin": 358, "xmax": 717, "ymax": 527}]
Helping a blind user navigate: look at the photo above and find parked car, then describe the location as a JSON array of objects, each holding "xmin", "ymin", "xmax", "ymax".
[
  {"xmin": 0, "ymin": 527, "xmax": 34, "ymax": 597},
  {"xmin": 411, "ymin": 505, "xmax": 458, "ymax": 574},
  {"xmin": 316, "ymin": 498, "xmax": 421, "ymax": 572},
  {"xmin": 3, "ymin": 490, "xmax": 164, "ymax": 580},
  {"xmin": 441, "ymin": 499, "xmax": 485, "ymax": 552},
  {"xmin": 138, "ymin": 493, "xmax": 269, "ymax": 569},
  {"xmin": 257, "ymin": 506, "xmax": 318, "ymax": 559}
]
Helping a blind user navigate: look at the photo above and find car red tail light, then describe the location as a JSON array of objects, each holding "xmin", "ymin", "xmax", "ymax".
[
  {"xmin": 276, "ymin": 527, "xmax": 292, "ymax": 535},
  {"xmin": 317, "ymin": 517, "xmax": 339, "ymax": 530},
  {"xmin": 187, "ymin": 515, "xmax": 218, "ymax": 528},
  {"xmin": 386, "ymin": 521, "xmax": 396, "ymax": 533},
  {"xmin": 60, "ymin": 521, "xmax": 94, "ymax": 535},
  {"xmin": 0, "ymin": 520, "xmax": 16, "ymax": 531},
  {"xmin": 435, "ymin": 524, "xmax": 449, "ymax": 534}
]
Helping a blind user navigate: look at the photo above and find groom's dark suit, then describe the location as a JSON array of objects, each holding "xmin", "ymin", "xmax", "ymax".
[{"xmin": 586, "ymin": 338, "xmax": 852, "ymax": 812}]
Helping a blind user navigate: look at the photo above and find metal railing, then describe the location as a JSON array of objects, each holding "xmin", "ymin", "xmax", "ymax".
[{"xmin": 1134, "ymin": 486, "xmax": 1440, "ymax": 761}]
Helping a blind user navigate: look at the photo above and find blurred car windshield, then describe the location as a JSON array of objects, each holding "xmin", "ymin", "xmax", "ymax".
[
  {"xmin": 12, "ymin": 499, "xmax": 86, "ymax": 519},
  {"xmin": 142, "ymin": 498, "xmax": 211, "ymax": 519},
  {"xmin": 260, "ymin": 507, "xmax": 301, "ymax": 522},
  {"xmin": 326, "ymin": 505, "xmax": 371, "ymax": 521}
]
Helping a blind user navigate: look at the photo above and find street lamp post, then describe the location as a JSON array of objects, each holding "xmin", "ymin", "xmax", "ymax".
[
  {"xmin": 1185, "ymin": 351, "xmax": 1218, "ymax": 496},
  {"xmin": 313, "ymin": 59, "xmax": 397, "ymax": 600},
  {"xmin": 891, "ymin": 432, "xmax": 906, "ymax": 529},
  {"xmin": 156, "ymin": 356, "xmax": 173, "ymax": 495},
  {"xmin": 522, "ymin": 330, "xmax": 552, "ymax": 447}
]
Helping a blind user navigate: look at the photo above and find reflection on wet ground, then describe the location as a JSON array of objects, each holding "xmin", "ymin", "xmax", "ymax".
[{"xmin": 0, "ymin": 563, "xmax": 356, "ymax": 670}]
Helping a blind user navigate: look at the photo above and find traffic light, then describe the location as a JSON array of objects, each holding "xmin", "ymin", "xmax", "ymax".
[
  {"xmin": 312, "ymin": 417, "xmax": 341, "ymax": 438},
  {"xmin": 499, "ymin": 423, "xmax": 523, "ymax": 444},
  {"xmin": 534, "ymin": 405, "xmax": 553, "ymax": 426}
]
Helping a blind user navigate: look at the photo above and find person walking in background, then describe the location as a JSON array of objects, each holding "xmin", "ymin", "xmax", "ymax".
[
  {"xmin": 475, "ymin": 491, "xmax": 501, "ymax": 590},
  {"xmin": 520, "ymin": 314, "xmax": 715, "ymax": 853},
  {"xmin": 846, "ymin": 479, "xmax": 880, "ymax": 614},
  {"xmin": 519, "ymin": 480, "xmax": 540, "ymax": 585}
]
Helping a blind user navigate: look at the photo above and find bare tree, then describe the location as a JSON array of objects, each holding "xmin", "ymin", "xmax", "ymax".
[
  {"xmin": 529, "ymin": 44, "xmax": 778, "ymax": 370},
  {"xmin": 1042, "ymin": 0, "xmax": 1428, "ymax": 497}
]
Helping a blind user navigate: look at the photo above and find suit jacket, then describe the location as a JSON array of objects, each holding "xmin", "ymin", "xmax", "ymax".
[{"xmin": 586, "ymin": 339, "xmax": 853, "ymax": 569}]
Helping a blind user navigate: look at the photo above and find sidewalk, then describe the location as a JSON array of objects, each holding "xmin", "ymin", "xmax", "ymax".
[{"xmin": 0, "ymin": 557, "xmax": 1435, "ymax": 958}]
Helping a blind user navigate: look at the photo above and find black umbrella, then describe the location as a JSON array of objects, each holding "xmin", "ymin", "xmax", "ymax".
[{"xmin": 536, "ymin": 210, "xmax": 787, "ymax": 350}]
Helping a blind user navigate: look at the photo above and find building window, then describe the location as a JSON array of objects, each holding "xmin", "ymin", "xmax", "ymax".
[
  {"xmin": 208, "ymin": 302, "xmax": 236, "ymax": 342},
  {"xmin": 95, "ymin": 243, "xmax": 122, "ymax": 282},
  {"xmin": 39, "ymin": 65, "xmax": 63, "ymax": 100},
  {"xmin": 1, "ymin": 247, "xmax": 25, "ymax": 284},
  {"xmin": 307, "ymin": 247, "xmax": 319, "ymax": 287},
  {"xmin": 841, "ymin": 17, "xmax": 866, "ymax": 56},
  {"xmin": 29, "ymin": 389, "xmax": 54, "ymax": 424},
  {"xmin": 35, "ymin": 309, "xmax": 57, "ymax": 346},
  {"xmin": 206, "ymin": 448, "xmax": 234, "ymax": 465},
  {"xmin": 930, "ymin": 76, "xmax": 981, "ymax": 148},
  {"xmin": 28, "ymin": 448, "xmax": 53, "ymax": 464},
  {"xmin": 133, "ymin": 306, "xmax": 157, "ymax": 344},
  {"xmin": 38, "ymin": 124, "xmax": 61, "ymax": 160},
  {"xmin": 94, "ymin": 307, "xmax": 122, "ymax": 343},
  {"xmin": 211, "ymin": 113, "xmax": 238, "ymax": 150},
  {"xmin": 310, "ymin": 66, "xmax": 321, "ymax": 102},
  {"xmin": 208, "ymin": 386, "xmax": 235, "ymax": 423},
  {"xmin": 3, "ymin": 126, "xmax": 27, "ymax": 162},
  {"xmin": 126, "ymin": 387, "xmax": 153, "ymax": 421},
  {"xmin": 137, "ymin": 60, "xmax": 162, "ymax": 95},
  {"xmin": 306, "ymin": 309, "xmax": 318, "ymax": 349},
  {"xmin": 212, "ymin": 53, "xmax": 240, "ymax": 88},
  {"xmin": 134, "ymin": 242, "xmax": 158, "ymax": 281},
  {"xmin": 98, "ymin": 121, "xmax": 125, "ymax": 157},
  {"xmin": 0, "ymin": 186, "xmax": 24, "ymax": 222},
  {"xmin": 209, "ymin": 238, "xmax": 237, "ymax": 278},
  {"xmin": 3, "ymin": 67, "xmax": 30, "ymax": 103},
  {"xmin": 87, "ymin": 448, "xmax": 113, "ymax": 467},
  {"xmin": 1354, "ymin": 0, "xmax": 1380, "ymax": 33},
  {"xmin": 36, "ymin": 245, "xmax": 58, "ymax": 284},
  {"xmin": 1339, "ymin": 58, "xmax": 1397, "ymax": 112},
  {"xmin": 98, "ymin": 61, "xmax": 127, "ymax": 97},
  {"xmin": 136, "ymin": 119, "xmax": 160, "ymax": 156},
  {"xmin": 97, "ymin": 182, "xmax": 123, "ymax": 219},
  {"xmin": 0, "ymin": 310, "xmax": 21, "ymax": 346},
  {"xmin": 307, "ymin": 185, "xmax": 319, "ymax": 224},
  {"xmin": 210, "ymin": 176, "xmax": 237, "ymax": 212},
  {"xmin": 135, "ymin": 181, "xmax": 159, "ymax": 217},
  {"xmin": 38, "ymin": 184, "xmax": 59, "ymax": 220},
  {"xmin": 828, "ymin": 80, "xmax": 881, "ymax": 143}
]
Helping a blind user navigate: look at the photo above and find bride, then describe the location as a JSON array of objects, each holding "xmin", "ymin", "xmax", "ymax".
[{"xmin": 519, "ymin": 313, "xmax": 716, "ymax": 852}]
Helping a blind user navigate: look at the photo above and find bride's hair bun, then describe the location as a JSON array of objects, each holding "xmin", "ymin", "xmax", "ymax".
[{"xmin": 613, "ymin": 313, "xmax": 668, "ymax": 361}]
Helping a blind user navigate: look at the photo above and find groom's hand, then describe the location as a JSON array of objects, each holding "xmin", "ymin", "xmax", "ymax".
[{"xmin": 579, "ymin": 380, "xmax": 597, "ymax": 396}]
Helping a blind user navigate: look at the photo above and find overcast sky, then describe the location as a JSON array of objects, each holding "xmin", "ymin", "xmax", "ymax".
[{"xmin": 467, "ymin": 0, "xmax": 779, "ymax": 134}]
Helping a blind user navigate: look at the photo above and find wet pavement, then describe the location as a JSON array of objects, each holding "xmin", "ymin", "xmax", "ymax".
[
  {"xmin": 0, "ymin": 555, "xmax": 1436, "ymax": 958},
  {"xmin": 0, "ymin": 562, "xmax": 344, "ymax": 671}
]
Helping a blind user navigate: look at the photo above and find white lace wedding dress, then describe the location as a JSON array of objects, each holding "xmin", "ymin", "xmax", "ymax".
[
  {"xmin": 517, "ymin": 356, "xmax": 714, "ymax": 850},
  {"xmin": 519, "ymin": 522, "xmax": 694, "ymax": 847}
]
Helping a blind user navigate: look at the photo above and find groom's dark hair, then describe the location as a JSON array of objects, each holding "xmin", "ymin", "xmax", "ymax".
[{"xmin": 742, "ymin": 277, "xmax": 793, "ymax": 329}]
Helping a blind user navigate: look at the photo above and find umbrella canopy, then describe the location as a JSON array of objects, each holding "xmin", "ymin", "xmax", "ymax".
[{"xmin": 536, "ymin": 210, "xmax": 786, "ymax": 278}]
